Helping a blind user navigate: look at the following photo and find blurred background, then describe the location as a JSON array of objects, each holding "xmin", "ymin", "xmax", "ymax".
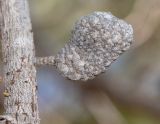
[{"xmin": 1, "ymin": 0, "xmax": 160, "ymax": 124}]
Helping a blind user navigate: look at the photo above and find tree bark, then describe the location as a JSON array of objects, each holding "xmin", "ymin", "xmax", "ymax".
[{"xmin": 0, "ymin": 0, "xmax": 40, "ymax": 124}]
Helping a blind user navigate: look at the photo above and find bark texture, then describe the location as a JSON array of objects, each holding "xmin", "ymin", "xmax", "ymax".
[{"xmin": 0, "ymin": 0, "xmax": 39, "ymax": 124}]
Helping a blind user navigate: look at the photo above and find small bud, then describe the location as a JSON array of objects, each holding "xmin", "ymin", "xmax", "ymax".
[{"xmin": 55, "ymin": 12, "xmax": 134, "ymax": 81}]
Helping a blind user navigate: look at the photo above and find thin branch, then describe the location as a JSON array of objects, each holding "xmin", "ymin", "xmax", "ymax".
[{"xmin": 36, "ymin": 56, "xmax": 55, "ymax": 66}]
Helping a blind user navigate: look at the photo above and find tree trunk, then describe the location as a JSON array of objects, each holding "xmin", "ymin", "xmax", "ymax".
[{"xmin": 0, "ymin": 0, "xmax": 40, "ymax": 124}]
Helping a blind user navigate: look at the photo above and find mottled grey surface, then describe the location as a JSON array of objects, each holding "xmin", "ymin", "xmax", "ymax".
[
  {"xmin": 55, "ymin": 12, "xmax": 133, "ymax": 81},
  {"xmin": 0, "ymin": 0, "xmax": 40, "ymax": 123}
]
